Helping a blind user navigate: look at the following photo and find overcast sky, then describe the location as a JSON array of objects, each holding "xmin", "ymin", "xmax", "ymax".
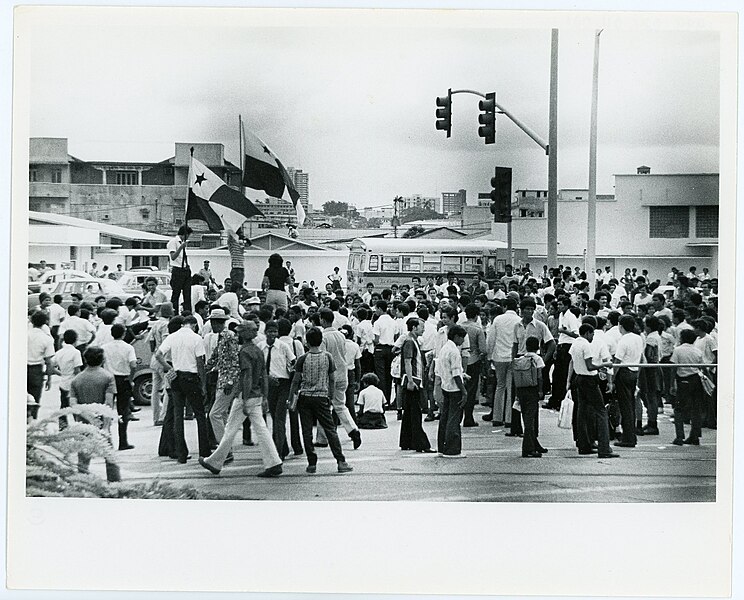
[{"xmin": 23, "ymin": 7, "xmax": 721, "ymax": 209}]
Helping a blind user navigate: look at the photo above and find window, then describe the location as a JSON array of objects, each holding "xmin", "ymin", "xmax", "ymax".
[
  {"xmin": 368, "ymin": 255, "xmax": 379, "ymax": 271},
  {"xmin": 115, "ymin": 171, "xmax": 138, "ymax": 185},
  {"xmin": 381, "ymin": 255, "xmax": 400, "ymax": 272},
  {"xmin": 29, "ymin": 169, "xmax": 38, "ymax": 182},
  {"xmin": 649, "ymin": 206, "xmax": 689, "ymax": 238},
  {"xmin": 401, "ymin": 255, "xmax": 422, "ymax": 272},
  {"xmin": 347, "ymin": 254, "xmax": 355, "ymax": 270},
  {"xmin": 441, "ymin": 256, "xmax": 462, "ymax": 273},
  {"xmin": 423, "ymin": 256, "xmax": 441, "ymax": 274},
  {"xmin": 696, "ymin": 206, "xmax": 718, "ymax": 238},
  {"xmin": 52, "ymin": 170, "xmax": 62, "ymax": 183},
  {"xmin": 463, "ymin": 257, "xmax": 479, "ymax": 273}
]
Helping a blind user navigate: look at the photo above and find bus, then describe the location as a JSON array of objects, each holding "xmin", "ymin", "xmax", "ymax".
[{"xmin": 346, "ymin": 237, "xmax": 526, "ymax": 293}]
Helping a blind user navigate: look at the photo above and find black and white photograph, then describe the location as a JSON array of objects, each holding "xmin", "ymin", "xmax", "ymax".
[{"xmin": 6, "ymin": 4, "xmax": 737, "ymax": 596}]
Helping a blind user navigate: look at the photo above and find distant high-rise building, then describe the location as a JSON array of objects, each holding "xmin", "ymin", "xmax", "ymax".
[
  {"xmin": 287, "ymin": 167, "xmax": 310, "ymax": 211},
  {"xmin": 400, "ymin": 194, "xmax": 437, "ymax": 212},
  {"xmin": 441, "ymin": 189, "xmax": 466, "ymax": 215}
]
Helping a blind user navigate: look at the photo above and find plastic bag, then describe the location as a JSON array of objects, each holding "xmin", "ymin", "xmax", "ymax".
[{"xmin": 557, "ymin": 390, "xmax": 574, "ymax": 429}]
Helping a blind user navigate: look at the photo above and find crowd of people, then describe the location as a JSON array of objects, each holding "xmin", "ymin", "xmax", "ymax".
[{"xmin": 28, "ymin": 243, "xmax": 719, "ymax": 481}]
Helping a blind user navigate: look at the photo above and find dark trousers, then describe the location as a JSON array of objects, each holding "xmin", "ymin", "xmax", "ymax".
[
  {"xmin": 463, "ymin": 362, "xmax": 481, "ymax": 425},
  {"xmin": 616, "ymin": 367, "xmax": 638, "ymax": 446},
  {"xmin": 59, "ymin": 388, "xmax": 70, "ymax": 430},
  {"xmin": 345, "ymin": 371, "xmax": 358, "ymax": 423},
  {"xmin": 542, "ymin": 356, "xmax": 554, "ymax": 396},
  {"xmin": 373, "ymin": 345, "xmax": 393, "ymax": 403},
  {"xmin": 267, "ymin": 377, "xmax": 291, "ymax": 459},
  {"xmin": 230, "ymin": 267, "xmax": 245, "ymax": 290},
  {"xmin": 205, "ymin": 373, "xmax": 218, "ymax": 449},
  {"xmin": 170, "ymin": 371, "xmax": 210, "ymax": 460},
  {"xmin": 518, "ymin": 386, "xmax": 540, "ymax": 454},
  {"xmin": 114, "ymin": 375, "xmax": 133, "ymax": 449},
  {"xmin": 400, "ymin": 388, "xmax": 431, "ymax": 451},
  {"xmin": 170, "ymin": 266, "xmax": 192, "ymax": 314},
  {"xmin": 158, "ymin": 388, "xmax": 175, "ymax": 457},
  {"xmin": 27, "ymin": 364, "xmax": 44, "ymax": 419},
  {"xmin": 297, "ymin": 395, "xmax": 346, "ymax": 466},
  {"xmin": 438, "ymin": 390, "xmax": 463, "ymax": 456},
  {"xmin": 360, "ymin": 350, "xmax": 374, "ymax": 376},
  {"xmin": 549, "ymin": 343, "xmax": 572, "ymax": 407},
  {"xmin": 674, "ymin": 374, "xmax": 703, "ymax": 441},
  {"xmin": 575, "ymin": 375, "xmax": 611, "ymax": 455}
]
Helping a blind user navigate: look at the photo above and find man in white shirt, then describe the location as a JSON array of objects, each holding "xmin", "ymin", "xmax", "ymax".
[
  {"xmin": 545, "ymin": 297, "xmax": 579, "ymax": 410},
  {"xmin": 259, "ymin": 320, "xmax": 296, "ymax": 460},
  {"xmin": 568, "ymin": 324, "xmax": 617, "ymax": 458},
  {"xmin": 633, "ymin": 284, "xmax": 653, "ymax": 308},
  {"xmin": 372, "ymin": 300, "xmax": 398, "ymax": 405},
  {"xmin": 436, "ymin": 325, "xmax": 468, "ymax": 457},
  {"xmin": 27, "ymin": 310, "xmax": 55, "ymax": 419},
  {"xmin": 486, "ymin": 297, "xmax": 521, "ymax": 427},
  {"xmin": 48, "ymin": 294, "xmax": 67, "ymax": 350},
  {"xmin": 52, "ymin": 329, "xmax": 83, "ymax": 429},
  {"xmin": 600, "ymin": 266, "xmax": 614, "ymax": 285},
  {"xmin": 59, "ymin": 304, "xmax": 96, "ymax": 359},
  {"xmin": 167, "ymin": 224, "xmax": 193, "ymax": 314},
  {"xmin": 361, "ymin": 283, "xmax": 375, "ymax": 306},
  {"xmin": 154, "ymin": 315, "xmax": 210, "ymax": 463},
  {"xmin": 612, "ymin": 314, "xmax": 645, "ymax": 448},
  {"xmin": 102, "ymin": 324, "xmax": 137, "ymax": 450}
]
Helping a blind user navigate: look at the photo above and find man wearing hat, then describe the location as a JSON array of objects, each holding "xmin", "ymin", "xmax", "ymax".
[
  {"xmin": 200, "ymin": 319, "xmax": 283, "ymax": 477},
  {"xmin": 147, "ymin": 302, "xmax": 175, "ymax": 425},
  {"xmin": 198, "ymin": 260, "xmax": 216, "ymax": 291}
]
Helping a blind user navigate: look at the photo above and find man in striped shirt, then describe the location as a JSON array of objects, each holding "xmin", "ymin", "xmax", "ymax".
[{"xmin": 227, "ymin": 228, "xmax": 249, "ymax": 292}]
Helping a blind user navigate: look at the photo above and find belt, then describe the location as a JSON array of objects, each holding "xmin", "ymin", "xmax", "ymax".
[
  {"xmin": 171, "ymin": 266, "xmax": 191, "ymax": 271},
  {"xmin": 176, "ymin": 370, "xmax": 199, "ymax": 375}
]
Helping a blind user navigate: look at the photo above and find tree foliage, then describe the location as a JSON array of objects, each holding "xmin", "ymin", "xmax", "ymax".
[
  {"xmin": 322, "ymin": 201, "xmax": 350, "ymax": 216},
  {"xmin": 402, "ymin": 225, "xmax": 425, "ymax": 238},
  {"xmin": 400, "ymin": 207, "xmax": 444, "ymax": 224}
]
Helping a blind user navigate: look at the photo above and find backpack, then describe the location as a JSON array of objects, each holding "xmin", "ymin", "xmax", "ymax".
[{"xmin": 512, "ymin": 355, "xmax": 538, "ymax": 388}]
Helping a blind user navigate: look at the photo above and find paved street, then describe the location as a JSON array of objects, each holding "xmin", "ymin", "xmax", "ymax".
[{"xmin": 35, "ymin": 382, "xmax": 716, "ymax": 502}]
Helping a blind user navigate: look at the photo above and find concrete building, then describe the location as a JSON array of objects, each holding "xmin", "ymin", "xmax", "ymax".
[
  {"xmin": 287, "ymin": 168, "xmax": 310, "ymax": 212},
  {"xmin": 502, "ymin": 168, "xmax": 719, "ymax": 280},
  {"xmin": 440, "ymin": 189, "xmax": 466, "ymax": 215},
  {"xmin": 400, "ymin": 194, "xmax": 437, "ymax": 212}
]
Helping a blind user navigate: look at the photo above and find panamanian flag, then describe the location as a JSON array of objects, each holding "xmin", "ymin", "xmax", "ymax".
[
  {"xmin": 242, "ymin": 125, "xmax": 305, "ymax": 226},
  {"xmin": 186, "ymin": 156, "xmax": 264, "ymax": 233}
]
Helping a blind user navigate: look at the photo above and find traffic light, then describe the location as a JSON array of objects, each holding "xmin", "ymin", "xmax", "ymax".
[
  {"xmin": 435, "ymin": 89, "xmax": 452, "ymax": 137},
  {"xmin": 478, "ymin": 92, "xmax": 496, "ymax": 145},
  {"xmin": 490, "ymin": 166, "xmax": 512, "ymax": 223}
]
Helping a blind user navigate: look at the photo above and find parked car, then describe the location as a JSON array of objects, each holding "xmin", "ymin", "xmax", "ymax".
[
  {"xmin": 27, "ymin": 278, "xmax": 132, "ymax": 310},
  {"xmin": 27, "ymin": 270, "xmax": 94, "ymax": 294},
  {"xmin": 117, "ymin": 271, "xmax": 172, "ymax": 296},
  {"xmin": 131, "ymin": 326, "xmax": 155, "ymax": 405}
]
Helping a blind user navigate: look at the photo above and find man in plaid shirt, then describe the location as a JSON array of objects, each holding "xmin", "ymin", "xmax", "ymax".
[{"xmin": 206, "ymin": 317, "xmax": 241, "ymax": 449}]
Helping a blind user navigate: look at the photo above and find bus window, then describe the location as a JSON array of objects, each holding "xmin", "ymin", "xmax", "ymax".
[
  {"xmin": 360, "ymin": 254, "xmax": 367, "ymax": 271},
  {"xmin": 463, "ymin": 257, "xmax": 479, "ymax": 273},
  {"xmin": 351, "ymin": 254, "xmax": 361, "ymax": 271},
  {"xmin": 368, "ymin": 255, "xmax": 379, "ymax": 271},
  {"xmin": 401, "ymin": 256, "xmax": 422, "ymax": 272},
  {"xmin": 441, "ymin": 256, "xmax": 462, "ymax": 273},
  {"xmin": 347, "ymin": 254, "xmax": 355, "ymax": 270},
  {"xmin": 423, "ymin": 256, "xmax": 441, "ymax": 273},
  {"xmin": 381, "ymin": 255, "xmax": 400, "ymax": 271}
]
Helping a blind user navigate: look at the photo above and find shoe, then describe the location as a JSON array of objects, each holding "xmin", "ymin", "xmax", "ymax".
[
  {"xmin": 306, "ymin": 464, "xmax": 317, "ymax": 474},
  {"xmin": 294, "ymin": 450, "xmax": 304, "ymax": 456},
  {"xmin": 397, "ymin": 410, "xmax": 403, "ymax": 421},
  {"xmin": 671, "ymin": 439, "xmax": 684, "ymax": 446},
  {"xmin": 118, "ymin": 444, "xmax": 135, "ymax": 451},
  {"xmin": 495, "ymin": 421, "xmax": 505, "ymax": 426},
  {"xmin": 463, "ymin": 422, "xmax": 479, "ymax": 428},
  {"xmin": 683, "ymin": 438, "xmax": 700, "ymax": 445},
  {"xmin": 522, "ymin": 451, "xmax": 542, "ymax": 458},
  {"xmin": 154, "ymin": 420, "xmax": 164, "ymax": 426},
  {"xmin": 505, "ymin": 432, "xmax": 522, "ymax": 437},
  {"xmin": 416, "ymin": 448, "xmax": 437, "ymax": 453},
  {"xmin": 434, "ymin": 413, "xmax": 440, "ymax": 420},
  {"xmin": 314, "ymin": 442, "xmax": 328, "ymax": 448},
  {"xmin": 337, "ymin": 461, "xmax": 353, "ymax": 473},
  {"xmin": 128, "ymin": 416, "xmax": 140, "ymax": 422},
  {"xmin": 481, "ymin": 413, "xmax": 493, "ymax": 421},
  {"xmin": 199, "ymin": 457, "xmax": 221, "ymax": 474},
  {"xmin": 131, "ymin": 406, "xmax": 141, "ymax": 412},
  {"xmin": 184, "ymin": 416, "xmax": 194, "ymax": 421},
  {"xmin": 537, "ymin": 446, "xmax": 548, "ymax": 454},
  {"xmin": 598, "ymin": 452, "xmax": 620, "ymax": 459},
  {"xmin": 578, "ymin": 449, "xmax": 598, "ymax": 455},
  {"xmin": 242, "ymin": 440, "xmax": 254, "ymax": 446},
  {"xmin": 635, "ymin": 428, "xmax": 645, "ymax": 436},
  {"xmin": 350, "ymin": 430, "xmax": 362, "ymax": 449},
  {"xmin": 424, "ymin": 415, "xmax": 436, "ymax": 422},
  {"xmin": 224, "ymin": 452, "xmax": 234, "ymax": 464},
  {"xmin": 643, "ymin": 426, "xmax": 660, "ymax": 436},
  {"xmin": 177, "ymin": 455, "xmax": 191, "ymax": 464},
  {"xmin": 614, "ymin": 442, "xmax": 635, "ymax": 448},
  {"xmin": 257, "ymin": 465, "xmax": 283, "ymax": 478}
]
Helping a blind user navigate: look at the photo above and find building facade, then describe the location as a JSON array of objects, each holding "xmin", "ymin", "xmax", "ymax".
[{"xmin": 440, "ymin": 189, "xmax": 467, "ymax": 215}]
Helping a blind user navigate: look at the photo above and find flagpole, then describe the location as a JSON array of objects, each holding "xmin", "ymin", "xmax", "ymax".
[
  {"xmin": 239, "ymin": 114, "xmax": 253, "ymax": 240},
  {"xmin": 185, "ymin": 146, "xmax": 194, "ymax": 228}
]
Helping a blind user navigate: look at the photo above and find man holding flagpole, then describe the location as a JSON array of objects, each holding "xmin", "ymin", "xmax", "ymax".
[{"xmin": 168, "ymin": 224, "xmax": 193, "ymax": 314}]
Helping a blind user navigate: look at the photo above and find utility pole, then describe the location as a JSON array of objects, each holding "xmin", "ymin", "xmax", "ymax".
[
  {"xmin": 587, "ymin": 30, "xmax": 602, "ymax": 292},
  {"xmin": 547, "ymin": 28, "xmax": 559, "ymax": 269},
  {"xmin": 392, "ymin": 195, "xmax": 402, "ymax": 238}
]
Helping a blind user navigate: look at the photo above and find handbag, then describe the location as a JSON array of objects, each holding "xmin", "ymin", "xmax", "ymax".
[
  {"xmin": 699, "ymin": 371, "xmax": 715, "ymax": 396},
  {"xmin": 557, "ymin": 390, "xmax": 574, "ymax": 429}
]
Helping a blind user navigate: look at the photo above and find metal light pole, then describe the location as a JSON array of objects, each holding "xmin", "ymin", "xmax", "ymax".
[
  {"xmin": 587, "ymin": 30, "xmax": 603, "ymax": 291},
  {"xmin": 547, "ymin": 29, "xmax": 559, "ymax": 268}
]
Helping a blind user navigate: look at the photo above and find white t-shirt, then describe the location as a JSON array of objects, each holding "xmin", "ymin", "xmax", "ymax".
[
  {"xmin": 102, "ymin": 339, "xmax": 136, "ymax": 377},
  {"xmin": 158, "ymin": 327, "xmax": 206, "ymax": 373},
  {"xmin": 557, "ymin": 309, "xmax": 581, "ymax": 345},
  {"xmin": 53, "ymin": 344, "xmax": 83, "ymax": 391},
  {"xmin": 356, "ymin": 320, "xmax": 374, "ymax": 353},
  {"xmin": 60, "ymin": 315, "xmax": 96, "ymax": 345},
  {"xmin": 48, "ymin": 303, "xmax": 67, "ymax": 328},
  {"xmin": 372, "ymin": 313, "xmax": 397, "ymax": 345},
  {"xmin": 167, "ymin": 235, "xmax": 188, "ymax": 269},
  {"xmin": 343, "ymin": 339, "xmax": 362, "ymax": 371},
  {"xmin": 356, "ymin": 386, "xmax": 385, "ymax": 413},
  {"xmin": 94, "ymin": 323, "xmax": 115, "ymax": 347},
  {"xmin": 28, "ymin": 327, "xmax": 55, "ymax": 365},
  {"xmin": 615, "ymin": 332, "xmax": 644, "ymax": 371},
  {"xmin": 569, "ymin": 336, "xmax": 596, "ymax": 376}
]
